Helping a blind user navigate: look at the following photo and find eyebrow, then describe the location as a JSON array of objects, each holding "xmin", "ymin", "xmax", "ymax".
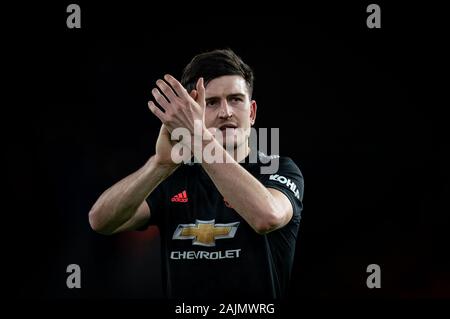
[
  {"xmin": 205, "ymin": 93, "xmax": 246, "ymax": 102},
  {"xmin": 227, "ymin": 93, "xmax": 246, "ymax": 99}
]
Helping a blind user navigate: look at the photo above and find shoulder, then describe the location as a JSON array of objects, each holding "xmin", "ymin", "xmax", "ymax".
[
  {"xmin": 255, "ymin": 152, "xmax": 304, "ymax": 201},
  {"xmin": 256, "ymin": 151, "xmax": 303, "ymax": 177}
]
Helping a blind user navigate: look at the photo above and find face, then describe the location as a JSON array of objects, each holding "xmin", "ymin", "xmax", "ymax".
[{"xmin": 204, "ymin": 75, "xmax": 257, "ymax": 150}]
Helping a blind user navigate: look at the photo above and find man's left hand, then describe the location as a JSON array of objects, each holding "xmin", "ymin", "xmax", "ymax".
[{"xmin": 148, "ymin": 74, "xmax": 206, "ymax": 137}]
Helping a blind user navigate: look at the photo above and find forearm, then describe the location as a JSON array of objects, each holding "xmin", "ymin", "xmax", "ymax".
[
  {"xmin": 89, "ymin": 155, "xmax": 178, "ymax": 232},
  {"xmin": 199, "ymin": 137, "xmax": 282, "ymax": 233}
]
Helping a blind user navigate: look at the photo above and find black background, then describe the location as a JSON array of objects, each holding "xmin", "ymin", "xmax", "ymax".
[{"xmin": 6, "ymin": 1, "xmax": 449, "ymax": 306}]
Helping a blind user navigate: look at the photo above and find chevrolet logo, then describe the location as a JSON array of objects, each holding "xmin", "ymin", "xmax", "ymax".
[{"xmin": 172, "ymin": 219, "xmax": 240, "ymax": 247}]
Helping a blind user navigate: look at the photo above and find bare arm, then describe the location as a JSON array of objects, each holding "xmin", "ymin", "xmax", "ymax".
[
  {"xmin": 199, "ymin": 133, "xmax": 293, "ymax": 234},
  {"xmin": 88, "ymin": 155, "xmax": 177, "ymax": 235},
  {"xmin": 89, "ymin": 125, "xmax": 179, "ymax": 235}
]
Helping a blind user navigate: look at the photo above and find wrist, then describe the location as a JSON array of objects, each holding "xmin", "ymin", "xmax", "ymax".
[{"xmin": 151, "ymin": 154, "xmax": 180, "ymax": 172}]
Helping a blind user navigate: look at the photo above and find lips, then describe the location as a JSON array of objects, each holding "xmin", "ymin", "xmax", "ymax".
[{"xmin": 218, "ymin": 123, "xmax": 238, "ymax": 130}]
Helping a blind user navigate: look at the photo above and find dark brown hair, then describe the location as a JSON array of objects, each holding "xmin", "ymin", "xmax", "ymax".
[{"xmin": 181, "ymin": 48, "xmax": 254, "ymax": 98}]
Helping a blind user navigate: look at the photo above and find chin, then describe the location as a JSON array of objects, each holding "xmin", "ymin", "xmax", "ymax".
[
  {"xmin": 223, "ymin": 142, "xmax": 238, "ymax": 150},
  {"xmin": 224, "ymin": 138, "xmax": 246, "ymax": 150}
]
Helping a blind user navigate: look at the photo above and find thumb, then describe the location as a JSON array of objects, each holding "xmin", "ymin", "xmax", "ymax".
[
  {"xmin": 196, "ymin": 77, "xmax": 205, "ymax": 107},
  {"xmin": 160, "ymin": 124, "xmax": 171, "ymax": 135}
]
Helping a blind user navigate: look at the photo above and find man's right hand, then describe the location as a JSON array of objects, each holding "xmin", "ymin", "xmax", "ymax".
[{"xmin": 151, "ymin": 89, "xmax": 199, "ymax": 167}]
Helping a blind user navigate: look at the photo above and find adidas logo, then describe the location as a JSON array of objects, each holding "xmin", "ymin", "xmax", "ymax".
[{"xmin": 171, "ymin": 190, "xmax": 188, "ymax": 203}]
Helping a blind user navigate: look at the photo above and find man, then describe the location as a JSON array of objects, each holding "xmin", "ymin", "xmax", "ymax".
[{"xmin": 89, "ymin": 49, "xmax": 304, "ymax": 299}]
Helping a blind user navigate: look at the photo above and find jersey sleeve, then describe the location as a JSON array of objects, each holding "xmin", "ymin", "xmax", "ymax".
[{"xmin": 258, "ymin": 157, "xmax": 304, "ymax": 222}]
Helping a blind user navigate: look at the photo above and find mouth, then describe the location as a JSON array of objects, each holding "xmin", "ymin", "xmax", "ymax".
[{"xmin": 218, "ymin": 123, "xmax": 238, "ymax": 131}]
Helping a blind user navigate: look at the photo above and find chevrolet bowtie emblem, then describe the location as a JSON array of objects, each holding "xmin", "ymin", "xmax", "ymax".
[{"xmin": 172, "ymin": 219, "xmax": 240, "ymax": 247}]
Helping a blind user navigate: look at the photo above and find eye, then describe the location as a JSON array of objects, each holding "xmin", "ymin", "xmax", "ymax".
[
  {"xmin": 206, "ymin": 100, "xmax": 219, "ymax": 107},
  {"xmin": 230, "ymin": 97, "xmax": 243, "ymax": 103}
]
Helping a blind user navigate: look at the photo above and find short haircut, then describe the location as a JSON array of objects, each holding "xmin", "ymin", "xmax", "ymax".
[{"xmin": 181, "ymin": 48, "xmax": 254, "ymax": 98}]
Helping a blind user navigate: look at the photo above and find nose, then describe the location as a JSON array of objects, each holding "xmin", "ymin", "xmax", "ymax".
[{"xmin": 218, "ymin": 100, "xmax": 233, "ymax": 119}]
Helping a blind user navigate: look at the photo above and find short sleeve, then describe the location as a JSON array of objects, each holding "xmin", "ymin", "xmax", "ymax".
[{"xmin": 258, "ymin": 157, "xmax": 304, "ymax": 221}]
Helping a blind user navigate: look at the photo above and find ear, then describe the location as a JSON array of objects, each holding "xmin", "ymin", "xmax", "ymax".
[{"xmin": 249, "ymin": 100, "xmax": 257, "ymax": 126}]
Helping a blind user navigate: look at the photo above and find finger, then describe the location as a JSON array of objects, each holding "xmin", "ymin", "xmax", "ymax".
[
  {"xmin": 189, "ymin": 89, "xmax": 198, "ymax": 100},
  {"xmin": 163, "ymin": 74, "xmax": 190, "ymax": 99},
  {"xmin": 148, "ymin": 101, "xmax": 166, "ymax": 122},
  {"xmin": 151, "ymin": 88, "xmax": 170, "ymax": 110},
  {"xmin": 196, "ymin": 77, "xmax": 206, "ymax": 108},
  {"xmin": 156, "ymin": 79, "xmax": 178, "ymax": 102}
]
